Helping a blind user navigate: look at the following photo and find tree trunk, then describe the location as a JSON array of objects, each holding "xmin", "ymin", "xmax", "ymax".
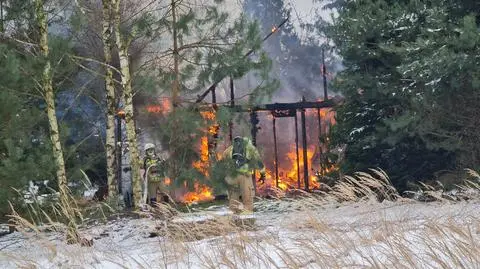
[
  {"xmin": 0, "ymin": 0, "xmax": 4, "ymax": 33},
  {"xmin": 35, "ymin": 0, "xmax": 77, "ymax": 241},
  {"xmin": 169, "ymin": 0, "xmax": 181, "ymax": 180},
  {"xmin": 102, "ymin": 0, "xmax": 117, "ymax": 197},
  {"xmin": 112, "ymin": 0, "xmax": 142, "ymax": 208},
  {"xmin": 171, "ymin": 0, "xmax": 180, "ymax": 107}
]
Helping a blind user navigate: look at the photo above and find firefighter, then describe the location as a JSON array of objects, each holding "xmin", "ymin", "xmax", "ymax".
[
  {"xmin": 143, "ymin": 143, "xmax": 168, "ymax": 205},
  {"xmin": 222, "ymin": 136, "xmax": 266, "ymax": 214}
]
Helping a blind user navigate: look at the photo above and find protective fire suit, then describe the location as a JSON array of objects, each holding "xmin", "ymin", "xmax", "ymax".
[{"xmin": 222, "ymin": 137, "xmax": 266, "ymax": 213}]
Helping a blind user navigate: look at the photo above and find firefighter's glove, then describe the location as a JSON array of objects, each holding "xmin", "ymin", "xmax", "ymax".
[{"xmin": 258, "ymin": 173, "xmax": 266, "ymax": 184}]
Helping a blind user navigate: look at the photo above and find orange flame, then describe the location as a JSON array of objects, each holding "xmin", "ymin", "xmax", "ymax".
[
  {"xmin": 181, "ymin": 183, "xmax": 214, "ymax": 204},
  {"xmin": 146, "ymin": 98, "xmax": 171, "ymax": 114},
  {"xmin": 257, "ymin": 145, "xmax": 319, "ymax": 191},
  {"xmin": 271, "ymin": 26, "xmax": 277, "ymax": 33},
  {"xmin": 182, "ymin": 108, "xmax": 218, "ymax": 204},
  {"xmin": 192, "ymin": 136, "xmax": 210, "ymax": 176},
  {"xmin": 200, "ymin": 110, "xmax": 216, "ymax": 120},
  {"xmin": 258, "ymin": 108, "xmax": 339, "ymax": 194}
]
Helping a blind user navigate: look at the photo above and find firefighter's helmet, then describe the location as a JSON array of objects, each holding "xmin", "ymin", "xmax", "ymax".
[{"xmin": 144, "ymin": 143, "xmax": 155, "ymax": 152}]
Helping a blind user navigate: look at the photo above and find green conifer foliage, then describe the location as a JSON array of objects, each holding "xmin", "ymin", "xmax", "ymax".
[{"xmin": 325, "ymin": 0, "xmax": 458, "ymax": 190}]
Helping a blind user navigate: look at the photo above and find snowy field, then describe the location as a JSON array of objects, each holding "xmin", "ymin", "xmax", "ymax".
[{"xmin": 1, "ymin": 197, "xmax": 479, "ymax": 269}]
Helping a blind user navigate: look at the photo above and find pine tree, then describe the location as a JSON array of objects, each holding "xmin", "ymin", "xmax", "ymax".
[
  {"xmin": 148, "ymin": 0, "xmax": 276, "ymax": 190},
  {"xmin": 0, "ymin": 45, "xmax": 55, "ymax": 216}
]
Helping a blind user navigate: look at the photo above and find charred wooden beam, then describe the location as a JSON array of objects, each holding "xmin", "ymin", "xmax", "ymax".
[
  {"xmin": 229, "ymin": 97, "xmax": 342, "ymax": 112},
  {"xmin": 317, "ymin": 108, "xmax": 323, "ymax": 174},
  {"xmin": 229, "ymin": 77, "xmax": 234, "ymax": 142},
  {"xmin": 294, "ymin": 111, "xmax": 301, "ymax": 189},
  {"xmin": 211, "ymin": 84, "xmax": 217, "ymax": 109},
  {"xmin": 191, "ymin": 96, "xmax": 343, "ymax": 114},
  {"xmin": 300, "ymin": 97, "xmax": 309, "ymax": 191},
  {"xmin": 272, "ymin": 116, "xmax": 279, "ymax": 188},
  {"xmin": 322, "ymin": 47, "xmax": 328, "ymax": 100},
  {"xmin": 250, "ymin": 111, "xmax": 259, "ymax": 194}
]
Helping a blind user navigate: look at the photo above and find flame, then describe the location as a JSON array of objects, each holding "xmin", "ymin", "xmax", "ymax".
[
  {"xmin": 271, "ymin": 26, "xmax": 277, "ymax": 33},
  {"xmin": 182, "ymin": 108, "xmax": 218, "ymax": 204},
  {"xmin": 257, "ymin": 145, "xmax": 319, "ymax": 191},
  {"xmin": 192, "ymin": 136, "xmax": 210, "ymax": 176},
  {"xmin": 164, "ymin": 177, "xmax": 171, "ymax": 186},
  {"xmin": 257, "ymin": 107, "xmax": 339, "ymax": 194},
  {"xmin": 146, "ymin": 98, "xmax": 171, "ymax": 114},
  {"xmin": 305, "ymin": 107, "xmax": 336, "ymax": 126},
  {"xmin": 181, "ymin": 183, "xmax": 214, "ymax": 204},
  {"xmin": 200, "ymin": 110, "xmax": 216, "ymax": 120}
]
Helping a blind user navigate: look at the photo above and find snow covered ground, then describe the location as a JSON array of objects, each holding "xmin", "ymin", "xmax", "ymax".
[{"xmin": 0, "ymin": 198, "xmax": 479, "ymax": 268}]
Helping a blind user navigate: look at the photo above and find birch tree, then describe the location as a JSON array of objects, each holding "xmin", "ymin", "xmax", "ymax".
[
  {"xmin": 111, "ymin": 0, "xmax": 143, "ymax": 207},
  {"xmin": 34, "ymin": 0, "xmax": 78, "ymax": 241},
  {"xmin": 35, "ymin": 0, "xmax": 68, "ymax": 205},
  {"xmin": 101, "ymin": 0, "xmax": 117, "ymax": 197}
]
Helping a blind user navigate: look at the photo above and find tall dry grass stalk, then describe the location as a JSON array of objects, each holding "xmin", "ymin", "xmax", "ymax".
[
  {"xmin": 8, "ymin": 185, "xmax": 91, "ymax": 246},
  {"xmin": 2, "ymin": 169, "xmax": 480, "ymax": 268}
]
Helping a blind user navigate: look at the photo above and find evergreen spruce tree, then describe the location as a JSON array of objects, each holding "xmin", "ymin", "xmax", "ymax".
[
  {"xmin": 325, "ymin": 0, "xmax": 456, "ymax": 190},
  {"xmin": 387, "ymin": 0, "xmax": 480, "ymax": 170},
  {"xmin": 0, "ymin": 45, "xmax": 55, "ymax": 216}
]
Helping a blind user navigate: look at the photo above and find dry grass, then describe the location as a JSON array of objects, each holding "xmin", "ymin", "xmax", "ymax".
[{"xmin": 2, "ymin": 169, "xmax": 480, "ymax": 268}]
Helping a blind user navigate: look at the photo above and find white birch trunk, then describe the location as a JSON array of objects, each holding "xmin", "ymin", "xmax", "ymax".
[
  {"xmin": 35, "ymin": 0, "xmax": 78, "ymax": 242},
  {"xmin": 112, "ymin": 0, "xmax": 143, "ymax": 208},
  {"xmin": 102, "ymin": 0, "xmax": 117, "ymax": 197}
]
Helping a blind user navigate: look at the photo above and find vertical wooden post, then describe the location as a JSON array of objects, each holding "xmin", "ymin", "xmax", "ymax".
[
  {"xmin": 317, "ymin": 108, "xmax": 324, "ymax": 175},
  {"xmin": 301, "ymin": 97, "xmax": 309, "ymax": 191},
  {"xmin": 322, "ymin": 47, "xmax": 328, "ymax": 100},
  {"xmin": 0, "ymin": 0, "xmax": 4, "ymax": 33},
  {"xmin": 211, "ymin": 85, "xmax": 217, "ymax": 108},
  {"xmin": 229, "ymin": 77, "xmax": 234, "ymax": 142},
  {"xmin": 210, "ymin": 85, "xmax": 218, "ymax": 158},
  {"xmin": 250, "ymin": 111, "xmax": 259, "ymax": 193},
  {"xmin": 294, "ymin": 111, "xmax": 301, "ymax": 189},
  {"xmin": 272, "ymin": 115, "xmax": 279, "ymax": 188}
]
